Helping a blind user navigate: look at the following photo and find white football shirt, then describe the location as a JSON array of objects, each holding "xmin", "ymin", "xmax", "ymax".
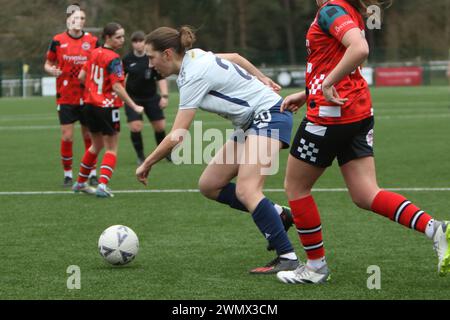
[{"xmin": 177, "ymin": 49, "xmax": 282, "ymax": 129}]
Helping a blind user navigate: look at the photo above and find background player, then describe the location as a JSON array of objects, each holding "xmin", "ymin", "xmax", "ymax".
[
  {"xmin": 136, "ymin": 26, "xmax": 300, "ymax": 274},
  {"xmin": 123, "ymin": 31, "xmax": 171, "ymax": 165},
  {"xmin": 276, "ymin": 0, "xmax": 450, "ymax": 285},
  {"xmin": 44, "ymin": 4, "xmax": 99, "ymax": 187},
  {"xmin": 73, "ymin": 22, "xmax": 144, "ymax": 197}
]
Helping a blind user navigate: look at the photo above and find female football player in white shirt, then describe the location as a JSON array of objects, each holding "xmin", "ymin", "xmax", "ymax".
[{"xmin": 136, "ymin": 26, "xmax": 299, "ymax": 274}]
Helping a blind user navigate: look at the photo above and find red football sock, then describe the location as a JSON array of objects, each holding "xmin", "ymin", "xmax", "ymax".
[
  {"xmin": 77, "ymin": 150, "xmax": 97, "ymax": 183},
  {"xmin": 99, "ymin": 152, "xmax": 117, "ymax": 185},
  {"xmin": 83, "ymin": 137, "xmax": 97, "ymax": 175},
  {"xmin": 371, "ymin": 190, "xmax": 433, "ymax": 233},
  {"xmin": 61, "ymin": 140, "xmax": 73, "ymax": 171},
  {"xmin": 290, "ymin": 195, "xmax": 325, "ymax": 260}
]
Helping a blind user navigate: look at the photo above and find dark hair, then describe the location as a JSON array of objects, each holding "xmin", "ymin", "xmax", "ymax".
[
  {"xmin": 346, "ymin": 0, "xmax": 392, "ymax": 15},
  {"xmin": 102, "ymin": 22, "xmax": 123, "ymax": 40},
  {"xmin": 131, "ymin": 30, "xmax": 146, "ymax": 42},
  {"xmin": 145, "ymin": 26, "xmax": 196, "ymax": 55}
]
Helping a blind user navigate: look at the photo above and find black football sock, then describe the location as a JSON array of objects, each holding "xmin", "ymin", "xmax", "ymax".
[
  {"xmin": 155, "ymin": 130, "xmax": 166, "ymax": 146},
  {"xmin": 131, "ymin": 131, "xmax": 144, "ymax": 159}
]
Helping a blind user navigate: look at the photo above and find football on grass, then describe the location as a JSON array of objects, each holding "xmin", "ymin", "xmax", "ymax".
[{"xmin": 98, "ymin": 225, "xmax": 139, "ymax": 265}]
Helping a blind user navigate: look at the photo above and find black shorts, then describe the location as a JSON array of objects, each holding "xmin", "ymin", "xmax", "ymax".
[
  {"xmin": 125, "ymin": 96, "xmax": 165, "ymax": 123},
  {"xmin": 83, "ymin": 104, "xmax": 121, "ymax": 136},
  {"xmin": 290, "ymin": 117, "xmax": 374, "ymax": 168},
  {"xmin": 57, "ymin": 104, "xmax": 87, "ymax": 126}
]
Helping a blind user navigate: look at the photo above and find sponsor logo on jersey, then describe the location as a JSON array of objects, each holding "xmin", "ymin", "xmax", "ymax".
[
  {"xmin": 63, "ymin": 55, "xmax": 88, "ymax": 65},
  {"xmin": 334, "ymin": 20, "xmax": 354, "ymax": 34},
  {"xmin": 61, "ymin": 43, "xmax": 69, "ymax": 48}
]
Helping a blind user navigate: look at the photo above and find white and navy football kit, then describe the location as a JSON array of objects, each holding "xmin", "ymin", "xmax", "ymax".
[{"xmin": 177, "ymin": 49, "xmax": 293, "ymax": 148}]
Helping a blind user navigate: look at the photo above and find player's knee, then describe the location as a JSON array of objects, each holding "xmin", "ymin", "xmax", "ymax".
[
  {"xmin": 61, "ymin": 130, "xmax": 73, "ymax": 141},
  {"xmin": 153, "ymin": 122, "xmax": 166, "ymax": 132},
  {"xmin": 198, "ymin": 177, "xmax": 216, "ymax": 200},
  {"xmin": 284, "ymin": 177, "xmax": 294, "ymax": 198},
  {"xmin": 129, "ymin": 122, "xmax": 143, "ymax": 133},
  {"xmin": 284, "ymin": 177, "xmax": 310, "ymax": 200}
]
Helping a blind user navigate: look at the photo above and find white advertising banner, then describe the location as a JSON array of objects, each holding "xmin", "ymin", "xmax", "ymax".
[{"xmin": 42, "ymin": 77, "xmax": 56, "ymax": 96}]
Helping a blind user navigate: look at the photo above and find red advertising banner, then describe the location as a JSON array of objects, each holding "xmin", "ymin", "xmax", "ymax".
[{"xmin": 375, "ymin": 67, "xmax": 423, "ymax": 87}]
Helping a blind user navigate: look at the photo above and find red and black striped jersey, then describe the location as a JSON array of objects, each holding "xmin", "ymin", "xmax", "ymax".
[
  {"xmin": 82, "ymin": 47, "xmax": 125, "ymax": 108},
  {"xmin": 46, "ymin": 31, "xmax": 99, "ymax": 105},
  {"xmin": 305, "ymin": 0, "xmax": 372, "ymax": 125}
]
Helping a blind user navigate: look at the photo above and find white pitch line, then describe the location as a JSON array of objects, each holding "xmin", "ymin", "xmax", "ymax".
[{"xmin": 0, "ymin": 187, "xmax": 449, "ymax": 196}]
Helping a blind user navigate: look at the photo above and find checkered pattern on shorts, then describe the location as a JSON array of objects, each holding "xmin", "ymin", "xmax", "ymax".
[{"xmin": 297, "ymin": 138, "xmax": 319, "ymax": 163}]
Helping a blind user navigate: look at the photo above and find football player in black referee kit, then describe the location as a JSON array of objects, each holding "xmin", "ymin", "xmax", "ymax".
[{"xmin": 123, "ymin": 30, "xmax": 171, "ymax": 164}]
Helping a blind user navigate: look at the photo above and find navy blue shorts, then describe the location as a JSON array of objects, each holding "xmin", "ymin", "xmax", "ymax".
[{"xmin": 231, "ymin": 102, "xmax": 293, "ymax": 149}]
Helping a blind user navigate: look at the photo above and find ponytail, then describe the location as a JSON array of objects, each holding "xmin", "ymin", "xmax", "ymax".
[{"xmin": 145, "ymin": 26, "xmax": 197, "ymax": 55}]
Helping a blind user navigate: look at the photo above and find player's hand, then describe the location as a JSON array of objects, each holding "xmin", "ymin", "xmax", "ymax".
[
  {"xmin": 260, "ymin": 76, "xmax": 281, "ymax": 92},
  {"xmin": 52, "ymin": 66, "xmax": 62, "ymax": 77},
  {"xmin": 159, "ymin": 97, "xmax": 169, "ymax": 109},
  {"xmin": 281, "ymin": 91, "xmax": 307, "ymax": 113},
  {"xmin": 322, "ymin": 83, "xmax": 348, "ymax": 106},
  {"xmin": 134, "ymin": 105, "xmax": 144, "ymax": 114},
  {"xmin": 136, "ymin": 163, "xmax": 151, "ymax": 186}
]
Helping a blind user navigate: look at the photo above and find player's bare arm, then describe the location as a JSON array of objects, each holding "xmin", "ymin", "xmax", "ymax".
[
  {"xmin": 112, "ymin": 83, "xmax": 144, "ymax": 114},
  {"xmin": 44, "ymin": 59, "xmax": 62, "ymax": 77},
  {"xmin": 157, "ymin": 79, "xmax": 169, "ymax": 109},
  {"xmin": 78, "ymin": 69, "xmax": 86, "ymax": 84},
  {"xmin": 281, "ymin": 91, "xmax": 307, "ymax": 113},
  {"xmin": 322, "ymin": 28, "xmax": 369, "ymax": 105},
  {"xmin": 136, "ymin": 108, "xmax": 196, "ymax": 185},
  {"xmin": 216, "ymin": 53, "xmax": 281, "ymax": 92}
]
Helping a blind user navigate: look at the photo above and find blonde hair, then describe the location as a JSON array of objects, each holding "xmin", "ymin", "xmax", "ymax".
[{"xmin": 145, "ymin": 26, "xmax": 196, "ymax": 55}]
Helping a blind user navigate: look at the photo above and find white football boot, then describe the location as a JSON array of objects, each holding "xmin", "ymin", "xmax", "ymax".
[
  {"xmin": 96, "ymin": 183, "xmax": 114, "ymax": 198},
  {"xmin": 277, "ymin": 263, "xmax": 330, "ymax": 284},
  {"xmin": 433, "ymin": 221, "xmax": 450, "ymax": 276},
  {"xmin": 72, "ymin": 182, "xmax": 96, "ymax": 195}
]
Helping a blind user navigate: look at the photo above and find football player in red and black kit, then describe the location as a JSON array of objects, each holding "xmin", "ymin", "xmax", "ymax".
[
  {"xmin": 276, "ymin": 0, "xmax": 450, "ymax": 284},
  {"xmin": 72, "ymin": 22, "xmax": 143, "ymax": 198},
  {"xmin": 44, "ymin": 5, "xmax": 99, "ymax": 187}
]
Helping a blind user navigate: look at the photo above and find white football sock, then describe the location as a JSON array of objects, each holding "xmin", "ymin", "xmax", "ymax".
[
  {"xmin": 64, "ymin": 170, "xmax": 72, "ymax": 178},
  {"xmin": 425, "ymin": 219, "xmax": 440, "ymax": 239},
  {"xmin": 280, "ymin": 252, "xmax": 297, "ymax": 261},
  {"xmin": 307, "ymin": 257, "xmax": 327, "ymax": 270},
  {"xmin": 274, "ymin": 204, "xmax": 283, "ymax": 215}
]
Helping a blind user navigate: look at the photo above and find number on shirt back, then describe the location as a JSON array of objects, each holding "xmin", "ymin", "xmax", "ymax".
[
  {"xmin": 215, "ymin": 57, "xmax": 252, "ymax": 80},
  {"xmin": 90, "ymin": 64, "xmax": 104, "ymax": 95}
]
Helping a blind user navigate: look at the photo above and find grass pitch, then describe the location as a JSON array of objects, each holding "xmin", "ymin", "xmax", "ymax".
[{"xmin": 0, "ymin": 86, "xmax": 449, "ymax": 299}]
